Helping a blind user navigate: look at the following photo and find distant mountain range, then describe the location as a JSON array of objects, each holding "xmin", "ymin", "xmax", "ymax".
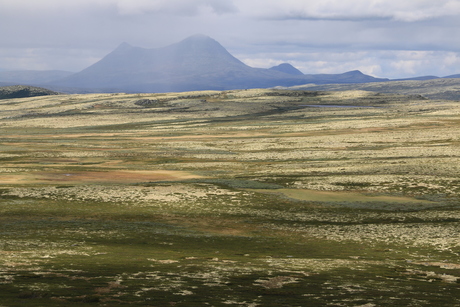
[{"xmin": 0, "ymin": 34, "xmax": 459, "ymax": 93}]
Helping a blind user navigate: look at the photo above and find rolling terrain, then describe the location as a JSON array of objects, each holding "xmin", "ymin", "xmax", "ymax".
[
  {"xmin": 286, "ymin": 77, "xmax": 460, "ymax": 100},
  {"xmin": 0, "ymin": 89, "xmax": 459, "ymax": 306}
]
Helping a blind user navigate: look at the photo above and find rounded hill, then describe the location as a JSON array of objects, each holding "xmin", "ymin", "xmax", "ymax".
[{"xmin": 0, "ymin": 85, "xmax": 59, "ymax": 99}]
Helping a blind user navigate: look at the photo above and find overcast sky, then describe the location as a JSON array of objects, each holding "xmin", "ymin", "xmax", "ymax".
[{"xmin": 2, "ymin": 0, "xmax": 460, "ymax": 78}]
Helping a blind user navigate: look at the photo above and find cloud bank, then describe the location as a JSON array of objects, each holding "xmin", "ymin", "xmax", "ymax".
[{"xmin": 238, "ymin": 0, "xmax": 460, "ymax": 22}]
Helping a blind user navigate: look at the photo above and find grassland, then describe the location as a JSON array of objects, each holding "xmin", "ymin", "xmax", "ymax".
[{"xmin": 0, "ymin": 89, "xmax": 459, "ymax": 306}]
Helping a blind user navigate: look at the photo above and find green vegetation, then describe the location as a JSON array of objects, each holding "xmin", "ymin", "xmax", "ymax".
[
  {"xmin": 0, "ymin": 85, "xmax": 59, "ymax": 100},
  {"xmin": 0, "ymin": 89, "xmax": 459, "ymax": 306}
]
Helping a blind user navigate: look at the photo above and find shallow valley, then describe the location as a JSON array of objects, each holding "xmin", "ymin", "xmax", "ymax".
[{"xmin": 0, "ymin": 89, "xmax": 459, "ymax": 306}]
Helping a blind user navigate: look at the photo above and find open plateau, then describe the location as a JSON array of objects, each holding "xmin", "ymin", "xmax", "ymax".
[{"xmin": 1, "ymin": 88, "xmax": 460, "ymax": 306}]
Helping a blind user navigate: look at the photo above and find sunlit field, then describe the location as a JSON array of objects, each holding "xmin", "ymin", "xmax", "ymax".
[{"xmin": 1, "ymin": 89, "xmax": 460, "ymax": 306}]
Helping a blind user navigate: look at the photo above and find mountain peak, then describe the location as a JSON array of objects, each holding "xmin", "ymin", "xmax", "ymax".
[
  {"xmin": 269, "ymin": 63, "xmax": 304, "ymax": 76},
  {"xmin": 344, "ymin": 70, "xmax": 365, "ymax": 76},
  {"xmin": 176, "ymin": 34, "xmax": 221, "ymax": 49},
  {"xmin": 116, "ymin": 42, "xmax": 132, "ymax": 49},
  {"xmin": 111, "ymin": 42, "xmax": 134, "ymax": 55},
  {"xmin": 183, "ymin": 34, "xmax": 213, "ymax": 41},
  {"xmin": 168, "ymin": 34, "xmax": 246, "ymax": 68}
]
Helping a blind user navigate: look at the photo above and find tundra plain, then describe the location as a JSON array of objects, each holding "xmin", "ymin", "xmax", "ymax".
[{"xmin": 0, "ymin": 89, "xmax": 460, "ymax": 306}]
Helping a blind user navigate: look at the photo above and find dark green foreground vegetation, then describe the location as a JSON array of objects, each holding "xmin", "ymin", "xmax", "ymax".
[
  {"xmin": 1, "ymin": 192, "xmax": 460, "ymax": 306},
  {"xmin": 0, "ymin": 89, "xmax": 459, "ymax": 306}
]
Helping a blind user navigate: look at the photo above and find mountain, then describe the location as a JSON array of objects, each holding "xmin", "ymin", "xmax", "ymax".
[
  {"xmin": 443, "ymin": 74, "xmax": 460, "ymax": 79},
  {"xmin": 52, "ymin": 35, "xmax": 388, "ymax": 93},
  {"xmin": 302, "ymin": 70, "xmax": 387, "ymax": 84},
  {"xmin": 53, "ymin": 35, "xmax": 309, "ymax": 92},
  {"xmin": 0, "ymin": 70, "xmax": 74, "ymax": 85},
  {"xmin": 269, "ymin": 63, "xmax": 304, "ymax": 75}
]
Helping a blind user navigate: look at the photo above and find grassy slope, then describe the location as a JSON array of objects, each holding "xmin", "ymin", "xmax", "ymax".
[
  {"xmin": 288, "ymin": 77, "xmax": 460, "ymax": 100},
  {"xmin": 0, "ymin": 89, "xmax": 459, "ymax": 306}
]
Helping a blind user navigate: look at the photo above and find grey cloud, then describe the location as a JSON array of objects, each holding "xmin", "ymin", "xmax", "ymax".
[
  {"xmin": 0, "ymin": 47, "xmax": 105, "ymax": 71},
  {"xmin": 236, "ymin": 0, "xmax": 460, "ymax": 22},
  {"xmin": 114, "ymin": 0, "xmax": 238, "ymax": 16},
  {"xmin": 0, "ymin": 0, "xmax": 238, "ymax": 18}
]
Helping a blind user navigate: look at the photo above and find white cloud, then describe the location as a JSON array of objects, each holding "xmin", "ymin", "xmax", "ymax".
[{"xmin": 387, "ymin": 51, "xmax": 460, "ymax": 77}]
